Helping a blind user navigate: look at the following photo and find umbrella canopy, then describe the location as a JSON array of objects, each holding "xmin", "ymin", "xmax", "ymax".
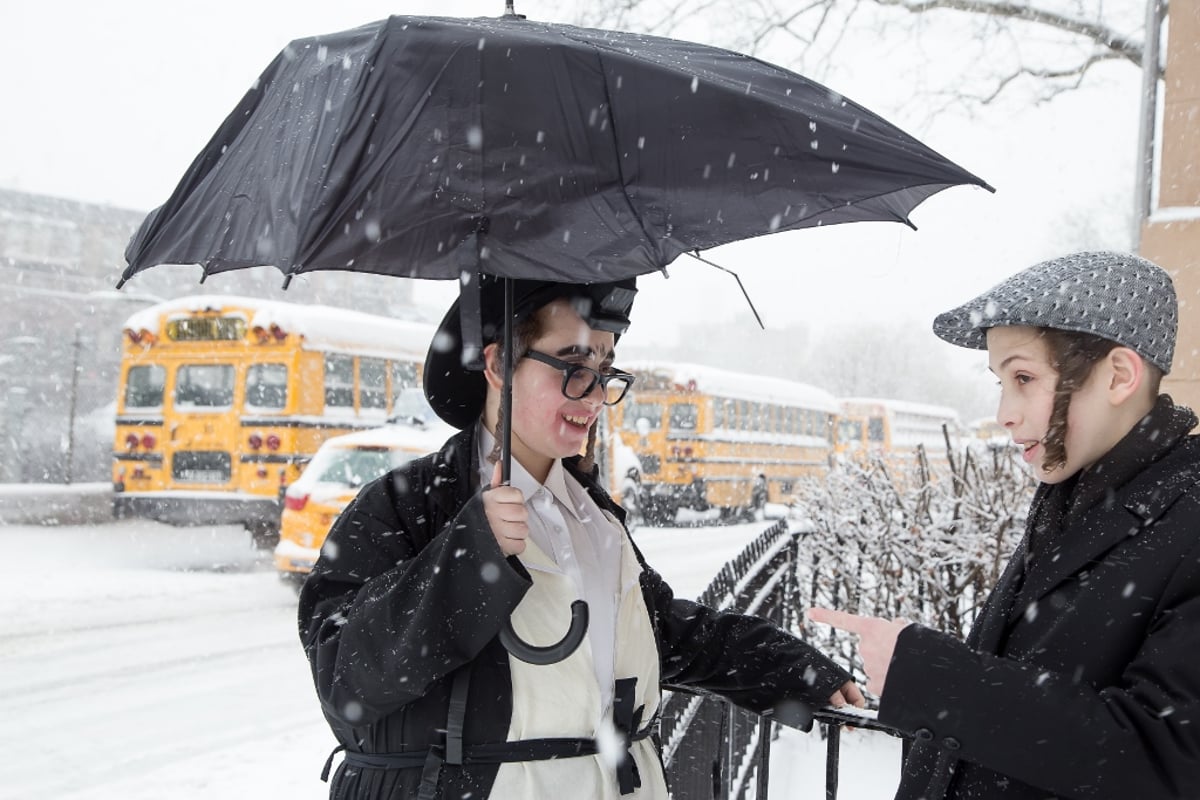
[{"xmin": 120, "ymin": 13, "xmax": 990, "ymax": 287}]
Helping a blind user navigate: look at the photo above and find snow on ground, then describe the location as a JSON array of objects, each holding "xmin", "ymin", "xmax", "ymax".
[{"xmin": 1, "ymin": 518, "xmax": 899, "ymax": 799}]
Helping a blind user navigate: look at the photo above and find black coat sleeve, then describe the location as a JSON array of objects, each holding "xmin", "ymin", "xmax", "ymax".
[
  {"xmin": 880, "ymin": 536, "xmax": 1200, "ymax": 799},
  {"xmin": 297, "ymin": 469, "xmax": 531, "ymax": 727},
  {"xmin": 639, "ymin": 557, "xmax": 852, "ymax": 725}
]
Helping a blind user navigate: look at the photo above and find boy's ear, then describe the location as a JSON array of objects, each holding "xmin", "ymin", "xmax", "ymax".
[
  {"xmin": 482, "ymin": 342, "xmax": 505, "ymax": 390},
  {"xmin": 1106, "ymin": 347, "xmax": 1145, "ymax": 404}
]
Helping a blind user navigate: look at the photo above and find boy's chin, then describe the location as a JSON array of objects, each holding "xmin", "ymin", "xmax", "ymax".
[{"xmin": 1035, "ymin": 463, "xmax": 1081, "ymax": 485}]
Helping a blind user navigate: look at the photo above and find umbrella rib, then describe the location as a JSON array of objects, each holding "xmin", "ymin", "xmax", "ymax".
[{"xmin": 684, "ymin": 251, "xmax": 765, "ymax": 329}]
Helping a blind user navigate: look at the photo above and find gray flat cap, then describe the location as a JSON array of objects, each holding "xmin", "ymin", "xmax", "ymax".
[{"xmin": 932, "ymin": 251, "xmax": 1177, "ymax": 373}]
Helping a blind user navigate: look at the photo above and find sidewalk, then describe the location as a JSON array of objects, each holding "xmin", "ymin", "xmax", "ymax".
[{"xmin": 0, "ymin": 482, "xmax": 112, "ymax": 525}]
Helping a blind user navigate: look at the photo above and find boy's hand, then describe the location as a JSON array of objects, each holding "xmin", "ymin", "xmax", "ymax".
[
  {"xmin": 829, "ymin": 679, "xmax": 866, "ymax": 708},
  {"xmin": 808, "ymin": 608, "xmax": 910, "ymax": 697},
  {"xmin": 483, "ymin": 460, "xmax": 529, "ymax": 556}
]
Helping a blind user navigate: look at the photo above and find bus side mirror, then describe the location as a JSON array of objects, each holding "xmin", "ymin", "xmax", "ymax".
[{"xmin": 635, "ymin": 417, "xmax": 651, "ymax": 436}]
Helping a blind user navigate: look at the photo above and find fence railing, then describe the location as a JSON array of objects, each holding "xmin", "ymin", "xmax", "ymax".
[{"xmin": 660, "ymin": 519, "xmax": 910, "ymax": 799}]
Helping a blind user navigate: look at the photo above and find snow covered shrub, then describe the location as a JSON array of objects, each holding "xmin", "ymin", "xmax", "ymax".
[{"xmin": 793, "ymin": 441, "xmax": 1034, "ymax": 686}]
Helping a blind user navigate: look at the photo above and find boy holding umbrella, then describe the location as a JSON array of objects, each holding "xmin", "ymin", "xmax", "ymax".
[{"xmin": 300, "ymin": 275, "xmax": 861, "ymax": 799}]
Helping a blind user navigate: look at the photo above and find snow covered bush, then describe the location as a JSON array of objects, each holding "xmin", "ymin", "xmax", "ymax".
[{"xmin": 794, "ymin": 441, "xmax": 1034, "ymax": 686}]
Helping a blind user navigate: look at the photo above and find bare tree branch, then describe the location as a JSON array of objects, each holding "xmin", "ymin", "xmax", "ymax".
[
  {"xmin": 574, "ymin": 0, "xmax": 1149, "ymax": 108},
  {"xmin": 870, "ymin": 0, "xmax": 1143, "ymax": 65},
  {"xmin": 952, "ymin": 47, "xmax": 1129, "ymax": 104}
]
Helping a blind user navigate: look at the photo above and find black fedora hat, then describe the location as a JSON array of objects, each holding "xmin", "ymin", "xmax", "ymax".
[{"xmin": 424, "ymin": 275, "xmax": 637, "ymax": 429}]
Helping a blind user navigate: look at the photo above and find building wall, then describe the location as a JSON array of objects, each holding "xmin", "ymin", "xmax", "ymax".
[{"xmin": 1141, "ymin": 0, "xmax": 1200, "ymax": 411}]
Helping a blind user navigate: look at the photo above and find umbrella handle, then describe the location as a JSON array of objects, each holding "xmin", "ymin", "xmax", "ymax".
[{"xmin": 499, "ymin": 599, "xmax": 589, "ymax": 665}]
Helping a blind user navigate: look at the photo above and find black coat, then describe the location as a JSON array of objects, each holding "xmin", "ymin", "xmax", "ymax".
[
  {"xmin": 298, "ymin": 426, "xmax": 850, "ymax": 799},
  {"xmin": 880, "ymin": 398, "xmax": 1200, "ymax": 799}
]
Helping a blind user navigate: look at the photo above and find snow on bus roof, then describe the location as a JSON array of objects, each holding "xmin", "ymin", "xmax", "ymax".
[
  {"xmin": 320, "ymin": 421, "xmax": 453, "ymax": 453},
  {"xmin": 840, "ymin": 396, "xmax": 961, "ymax": 421},
  {"xmin": 122, "ymin": 295, "xmax": 434, "ymax": 358},
  {"xmin": 622, "ymin": 359, "xmax": 839, "ymax": 413}
]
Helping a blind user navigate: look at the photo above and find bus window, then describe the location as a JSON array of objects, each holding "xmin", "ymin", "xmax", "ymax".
[
  {"xmin": 839, "ymin": 418, "xmax": 863, "ymax": 446},
  {"xmin": 867, "ymin": 417, "xmax": 886, "ymax": 443},
  {"xmin": 391, "ymin": 361, "xmax": 418, "ymax": 394},
  {"xmin": 124, "ymin": 365, "xmax": 165, "ymax": 410},
  {"xmin": 360, "ymin": 358, "xmax": 387, "ymax": 410},
  {"xmin": 392, "ymin": 386, "xmax": 438, "ymax": 425},
  {"xmin": 669, "ymin": 402, "xmax": 697, "ymax": 431},
  {"xmin": 175, "ymin": 364, "xmax": 234, "ymax": 409},
  {"xmin": 245, "ymin": 364, "xmax": 287, "ymax": 410},
  {"xmin": 623, "ymin": 401, "xmax": 663, "ymax": 431},
  {"xmin": 325, "ymin": 355, "xmax": 354, "ymax": 408}
]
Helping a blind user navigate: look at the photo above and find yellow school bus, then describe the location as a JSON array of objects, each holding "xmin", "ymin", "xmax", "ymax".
[
  {"xmin": 608, "ymin": 361, "xmax": 839, "ymax": 525},
  {"xmin": 112, "ymin": 295, "xmax": 433, "ymax": 547},
  {"xmin": 837, "ymin": 397, "xmax": 963, "ymax": 471}
]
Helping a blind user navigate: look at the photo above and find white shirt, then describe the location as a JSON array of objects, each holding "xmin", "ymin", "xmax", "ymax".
[{"xmin": 476, "ymin": 428, "xmax": 625, "ymax": 717}]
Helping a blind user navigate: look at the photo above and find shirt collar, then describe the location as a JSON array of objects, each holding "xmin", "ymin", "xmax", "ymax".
[
  {"xmin": 543, "ymin": 459, "xmax": 584, "ymax": 522},
  {"xmin": 474, "ymin": 427, "xmax": 584, "ymax": 521}
]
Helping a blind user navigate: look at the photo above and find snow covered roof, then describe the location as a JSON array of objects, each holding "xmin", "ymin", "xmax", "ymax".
[
  {"xmin": 122, "ymin": 295, "xmax": 434, "ymax": 359},
  {"xmin": 840, "ymin": 396, "xmax": 961, "ymax": 422},
  {"xmin": 319, "ymin": 420, "xmax": 454, "ymax": 453},
  {"xmin": 622, "ymin": 359, "xmax": 839, "ymax": 413}
]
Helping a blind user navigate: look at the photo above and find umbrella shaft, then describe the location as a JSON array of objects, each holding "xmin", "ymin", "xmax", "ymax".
[{"xmin": 501, "ymin": 278, "xmax": 514, "ymax": 485}]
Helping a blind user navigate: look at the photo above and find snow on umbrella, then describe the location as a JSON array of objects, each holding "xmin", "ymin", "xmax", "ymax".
[{"xmin": 118, "ymin": 8, "xmax": 991, "ymax": 664}]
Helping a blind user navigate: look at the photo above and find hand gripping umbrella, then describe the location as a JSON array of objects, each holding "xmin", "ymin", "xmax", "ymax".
[{"xmin": 119, "ymin": 8, "xmax": 991, "ymax": 663}]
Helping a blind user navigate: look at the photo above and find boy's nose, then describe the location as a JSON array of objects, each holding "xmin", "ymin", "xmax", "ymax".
[{"xmin": 995, "ymin": 396, "xmax": 1019, "ymax": 429}]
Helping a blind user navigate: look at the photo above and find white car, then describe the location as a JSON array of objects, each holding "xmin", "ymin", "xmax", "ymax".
[{"xmin": 274, "ymin": 392, "xmax": 454, "ymax": 579}]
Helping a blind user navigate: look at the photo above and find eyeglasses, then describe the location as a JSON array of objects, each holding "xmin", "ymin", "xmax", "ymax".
[{"xmin": 522, "ymin": 350, "xmax": 635, "ymax": 405}]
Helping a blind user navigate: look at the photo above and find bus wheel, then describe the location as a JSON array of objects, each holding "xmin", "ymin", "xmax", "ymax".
[
  {"xmin": 248, "ymin": 520, "xmax": 280, "ymax": 551},
  {"xmin": 718, "ymin": 506, "xmax": 742, "ymax": 523},
  {"xmin": 279, "ymin": 571, "xmax": 307, "ymax": 593}
]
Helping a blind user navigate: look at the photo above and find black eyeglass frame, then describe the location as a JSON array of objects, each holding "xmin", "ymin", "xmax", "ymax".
[{"xmin": 522, "ymin": 350, "xmax": 635, "ymax": 404}]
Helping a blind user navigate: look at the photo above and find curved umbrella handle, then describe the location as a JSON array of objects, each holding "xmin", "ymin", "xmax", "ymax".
[{"xmin": 499, "ymin": 600, "xmax": 589, "ymax": 665}]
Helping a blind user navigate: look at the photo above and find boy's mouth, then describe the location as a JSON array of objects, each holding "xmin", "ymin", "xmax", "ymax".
[{"xmin": 563, "ymin": 413, "xmax": 591, "ymax": 428}]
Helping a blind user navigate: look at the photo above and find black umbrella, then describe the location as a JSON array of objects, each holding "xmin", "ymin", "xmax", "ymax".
[
  {"xmin": 119, "ymin": 9, "xmax": 990, "ymax": 663},
  {"xmin": 121, "ymin": 12, "xmax": 989, "ymax": 287}
]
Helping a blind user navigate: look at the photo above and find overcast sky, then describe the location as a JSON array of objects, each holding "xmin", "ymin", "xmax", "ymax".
[{"xmin": 0, "ymin": 1, "xmax": 1142, "ymax": 361}]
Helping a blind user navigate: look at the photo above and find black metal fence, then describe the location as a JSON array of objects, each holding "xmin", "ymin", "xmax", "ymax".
[{"xmin": 660, "ymin": 519, "xmax": 910, "ymax": 799}]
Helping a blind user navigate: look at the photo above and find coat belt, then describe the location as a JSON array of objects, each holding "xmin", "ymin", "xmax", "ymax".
[
  {"xmin": 323, "ymin": 676, "xmax": 654, "ymax": 797},
  {"xmin": 323, "ymin": 726, "xmax": 656, "ymax": 792}
]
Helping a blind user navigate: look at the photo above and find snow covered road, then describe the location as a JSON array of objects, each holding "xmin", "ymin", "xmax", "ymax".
[{"xmin": 1, "ymin": 519, "xmax": 898, "ymax": 799}]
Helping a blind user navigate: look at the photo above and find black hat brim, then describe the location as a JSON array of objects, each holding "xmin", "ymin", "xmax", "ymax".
[{"xmin": 423, "ymin": 277, "xmax": 637, "ymax": 429}]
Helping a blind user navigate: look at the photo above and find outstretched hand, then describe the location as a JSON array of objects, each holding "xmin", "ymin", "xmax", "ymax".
[
  {"xmin": 829, "ymin": 679, "xmax": 866, "ymax": 709},
  {"xmin": 808, "ymin": 608, "xmax": 910, "ymax": 697},
  {"xmin": 483, "ymin": 460, "xmax": 529, "ymax": 556}
]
